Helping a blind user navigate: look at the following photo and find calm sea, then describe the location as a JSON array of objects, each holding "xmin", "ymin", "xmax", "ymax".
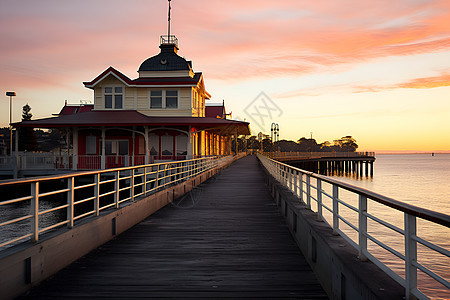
[{"xmin": 328, "ymin": 153, "xmax": 449, "ymax": 299}]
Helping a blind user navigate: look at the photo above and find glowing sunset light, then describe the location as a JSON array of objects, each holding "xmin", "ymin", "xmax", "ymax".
[{"xmin": 0, "ymin": 0, "xmax": 449, "ymax": 152}]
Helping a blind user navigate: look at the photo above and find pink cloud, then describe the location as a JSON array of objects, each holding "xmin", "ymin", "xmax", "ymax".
[{"xmin": 0, "ymin": 0, "xmax": 449, "ymax": 89}]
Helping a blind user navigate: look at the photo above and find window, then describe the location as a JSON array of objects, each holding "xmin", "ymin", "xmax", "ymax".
[
  {"xmin": 193, "ymin": 90, "xmax": 197, "ymax": 109},
  {"xmin": 104, "ymin": 87, "xmax": 123, "ymax": 109},
  {"xmin": 86, "ymin": 136, "xmax": 97, "ymax": 155},
  {"xmin": 150, "ymin": 90, "xmax": 178, "ymax": 109},
  {"xmin": 100, "ymin": 140, "xmax": 129, "ymax": 155},
  {"xmin": 150, "ymin": 90, "xmax": 162, "ymax": 108},
  {"xmin": 166, "ymin": 90, "xmax": 178, "ymax": 108}
]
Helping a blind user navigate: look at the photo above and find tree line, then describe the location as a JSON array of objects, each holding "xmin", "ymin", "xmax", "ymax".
[{"xmin": 233, "ymin": 135, "xmax": 358, "ymax": 153}]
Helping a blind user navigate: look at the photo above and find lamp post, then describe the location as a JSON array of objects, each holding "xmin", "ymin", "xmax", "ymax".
[
  {"xmin": 6, "ymin": 92, "xmax": 16, "ymax": 156},
  {"xmin": 271, "ymin": 123, "xmax": 279, "ymax": 152}
]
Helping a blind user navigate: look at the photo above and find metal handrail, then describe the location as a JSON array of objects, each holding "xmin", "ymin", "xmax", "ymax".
[
  {"xmin": 257, "ymin": 154, "xmax": 449, "ymax": 300},
  {"xmin": 0, "ymin": 155, "xmax": 235, "ymax": 250},
  {"xmin": 264, "ymin": 151, "xmax": 376, "ymax": 160}
]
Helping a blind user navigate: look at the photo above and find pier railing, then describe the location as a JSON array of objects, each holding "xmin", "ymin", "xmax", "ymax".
[
  {"xmin": 258, "ymin": 154, "xmax": 449, "ymax": 300},
  {"xmin": 0, "ymin": 155, "xmax": 235, "ymax": 250},
  {"xmin": 264, "ymin": 151, "xmax": 375, "ymax": 161}
]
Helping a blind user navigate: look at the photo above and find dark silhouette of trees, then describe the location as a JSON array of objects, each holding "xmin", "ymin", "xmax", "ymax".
[
  {"xmin": 246, "ymin": 136, "xmax": 261, "ymax": 150},
  {"xmin": 18, "ymin": 104, "xmax": 38, "ymax": 151},
  {"xmin": 231, "ymin": 135, "xmax": 359, "ymax": 153},
  {"xmin": 261, "ymin": 138, "xmax": 272, "ymax": 152},
  {"xmin": 332, "ymin": 136, "xmax": 358, "ymax": 152}
]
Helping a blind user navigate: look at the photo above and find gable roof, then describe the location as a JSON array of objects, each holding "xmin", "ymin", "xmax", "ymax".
[{"xmin": 83, "ymin": 66, "xmax": 205, "ymax": 89}]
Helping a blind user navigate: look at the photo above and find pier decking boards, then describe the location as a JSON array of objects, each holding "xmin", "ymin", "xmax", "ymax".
[{"xmin": 20, "ymin": 156, "xmax": 327, "ymax": 299}]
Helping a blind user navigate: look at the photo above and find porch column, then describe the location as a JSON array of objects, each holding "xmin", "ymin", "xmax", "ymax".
[
  {"xmin": 66, "ymin": 129, "xmax": 70, "ymax": 155},
  {"xmin": 73, "ymin": 127, "xmax": 78, "ymax": 170},
  {"xmin": 101, "ymin": 127, "xmax": 106, "ymax": 169},
  {"xmin": 144, "ymin": 126, "xmax": 149, "ymax": 164},
  {"xmin": 187, "ymin": 126, "xmax": 193, "ymax": 159},
  {"xmin": 235, "ymin": 129, "xmax": 238, "ymax": 154}
]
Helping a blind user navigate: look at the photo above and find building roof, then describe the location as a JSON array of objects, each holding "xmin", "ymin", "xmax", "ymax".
[
  {"xmin": 59, "ymin": 104, "xmax": 94, "ymax": 115},
  {"xmin": 205, "ymin": 104, "xmax": 225, "ymax": 119},
  {"xmin": 83, "ymin": 67, "xmax": 208, "ymax": 91},
  {"xmin": 139, "ymin": 44, "xmax": 192, "ymax": 72},
  {"xmin": 13, "ymin": 110, "xmax": 250, "ymax": 135}
]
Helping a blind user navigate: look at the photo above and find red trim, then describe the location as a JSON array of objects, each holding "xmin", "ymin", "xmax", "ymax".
[
  {"xmin": 83, "ymin": 67, "xmax": 133, "ymax": 87},
  {"xmin": 83, "ymin": 66, "xmax": 201, "ymax": 88}
]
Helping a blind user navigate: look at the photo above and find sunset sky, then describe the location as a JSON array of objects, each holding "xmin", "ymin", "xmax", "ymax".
[{"xmin": 1, "ymin": 0, "xmax": 449, "ymax": 152}]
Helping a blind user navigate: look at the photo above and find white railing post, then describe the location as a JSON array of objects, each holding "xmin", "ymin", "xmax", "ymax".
[
  {"xmin": 293, "ymin": 170, "xmax": 298, "ymax": 197},
  {"xmin": 31, "ymin": 182, "xmax": 39, "ymax": 242},
  {"xmin": 144, "ymin": 166, "xmax": 148, "ymax": 195},
  {"xmin": 115, "ymin": 171, "xmax": 120, "ymax": 208},
  {"xmin": 306, "ymin": 175, "xmax": 311, "ymax": 209},
  {"xmin": 358, "ymin": 195, "xmax": 368, "ymax": 261},
  {"xmin": 332, "ymin": 184, "xmax": 339, "ymax": 234},
  {"xmin": 94, "ymin": 173, "xmax": 100, "ymax": 216},
  {"xmin": 285, "ymin": 167, "xmax": 288, "ymax": 186},
  {"xmin": 299, "ymin": 172, "xmax": 303, "ymax": 203},
  {"xmin": 155, "ymin": 165, "xmax": 160, "ymax": 188},
  {"xmin": 405, "ymin": 213, "xmax": 418, "ymax": 299},
  {"xmin": 317, "ymin": 179, "xmax": 322, "ymax": 221},
  {"xmin": 131, "ymin": 169, "xmax": 135, "ymax": 201},
  {"xmin": 67, "ymin": 177, "xmax": 74, "ymax": 229}
]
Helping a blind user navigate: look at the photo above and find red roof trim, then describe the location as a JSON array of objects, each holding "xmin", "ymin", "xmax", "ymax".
[
  {"xmin": 83, "ymin": 67, "xmax": 133, "ymax": 88},
  {"xmin": 84, "ymin": 67, "xmax": 202, "ymax": 89}
]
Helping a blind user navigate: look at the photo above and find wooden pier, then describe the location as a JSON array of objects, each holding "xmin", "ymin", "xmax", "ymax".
[
  {"xmin": 270, "ymin": 152, "xmax": 376, "ymax": 177},
  {"xmin": 19, "ymin": 156, "xmax": 327, "ymax": 299}
]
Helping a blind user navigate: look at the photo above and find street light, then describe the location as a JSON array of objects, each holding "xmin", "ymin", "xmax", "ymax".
[{"xmin": 6, "ymin": 92, "xmax": 16, "ymax": 156}]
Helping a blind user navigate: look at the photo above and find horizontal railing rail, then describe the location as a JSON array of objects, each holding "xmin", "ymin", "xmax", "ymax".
[
  {"xmin": 257, "ymin": 154, "xmax": 449, "ymax": 300},
  {"xmin": 0, "ymin": 155, "xmax": 236, "ymax": 250},
  {"xmin": 0, "ymin": 154, "xmax": 227, "ymax": 172},
  {"xmin": 265, "ymin": 151, "xmax": 375, "ymax": 160}
]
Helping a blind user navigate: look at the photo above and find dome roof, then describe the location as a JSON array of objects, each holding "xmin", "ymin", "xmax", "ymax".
[{"xmin": 138, "ymin": 44, "xmax": 192, "ymax": 72}]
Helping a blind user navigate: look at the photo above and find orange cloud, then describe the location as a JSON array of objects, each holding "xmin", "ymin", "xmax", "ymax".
[
  {"xmin": 397, "ymin": 74, "xmax": 450, "ymax": 89},
  {"xmin": 353, "ymin": 73, "xmax": 450, "ymax": 93}
]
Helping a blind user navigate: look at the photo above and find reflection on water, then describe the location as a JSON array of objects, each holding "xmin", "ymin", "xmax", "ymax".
[
  {"xmin": 0, "ymin": 198, "xmax": 67, "ymax": 248},
  {"xmin": 328, "ymin": 154, "xmax": 450, "ymax": 299}
]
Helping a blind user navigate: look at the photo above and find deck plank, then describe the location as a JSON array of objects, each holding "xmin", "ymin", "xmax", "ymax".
[{"xmin": 20, "ymin": 156, "xmax": 328, "ymax": 299}]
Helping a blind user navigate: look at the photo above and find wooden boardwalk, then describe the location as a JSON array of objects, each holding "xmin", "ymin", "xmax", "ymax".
[{"xmin": 20, "ymin": 156, "xmax": 327, "ymax": 299}]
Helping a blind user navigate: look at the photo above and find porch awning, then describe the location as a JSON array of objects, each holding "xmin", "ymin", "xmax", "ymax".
[{"xmin": 13, "ymin": 110, "xmax": 251, "ymax": 135}]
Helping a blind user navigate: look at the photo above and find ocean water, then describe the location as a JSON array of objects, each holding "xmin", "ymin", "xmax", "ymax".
[{"xmin": 327, "ymin": 153, "xmax": 450, "ymax": 299}]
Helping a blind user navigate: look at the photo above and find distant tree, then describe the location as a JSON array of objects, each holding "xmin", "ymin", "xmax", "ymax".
[
  {"xmin": 231, "ymin": 137, "xmax": 246, "ymax": 153},
  {"xmin": 319, "ymin": 141, "xmax": 332, "ymax": 152},
  {"xmin": 297, "ymin": 137, "xmax": 319, "ymax": 152},
  {"xmin": 275, "ymin": 140, "xmax": 300, "ymax": 152},
  {"xmin": 262, "ymin": 138, "xmax": 272, "ymax": 152},
  {"xmin": 333, "ymin": 136, "xmax": 358, "ymax": 152},
  {"xmin": 246, "ymin": 136, "xmax": 261, "ymax": 150},
  {"xmin": 18, "ymin": 104, "xmax": 38, "ymax": 151}
]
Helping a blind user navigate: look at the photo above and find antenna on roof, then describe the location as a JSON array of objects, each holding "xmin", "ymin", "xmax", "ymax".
[{"xmin": 168, "ymin": 0, "xmax": 172, "ymax": 41}]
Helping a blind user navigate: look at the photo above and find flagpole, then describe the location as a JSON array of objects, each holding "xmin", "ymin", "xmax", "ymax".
[{"xmin": 168, "ymin": 0, "xmax": 171, "ymax": 42}]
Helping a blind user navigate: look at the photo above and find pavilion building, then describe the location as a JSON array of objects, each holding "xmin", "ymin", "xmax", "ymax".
[{"xmin": 13, "ymin": 36, "xmax": 250, "ymax": 170}]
